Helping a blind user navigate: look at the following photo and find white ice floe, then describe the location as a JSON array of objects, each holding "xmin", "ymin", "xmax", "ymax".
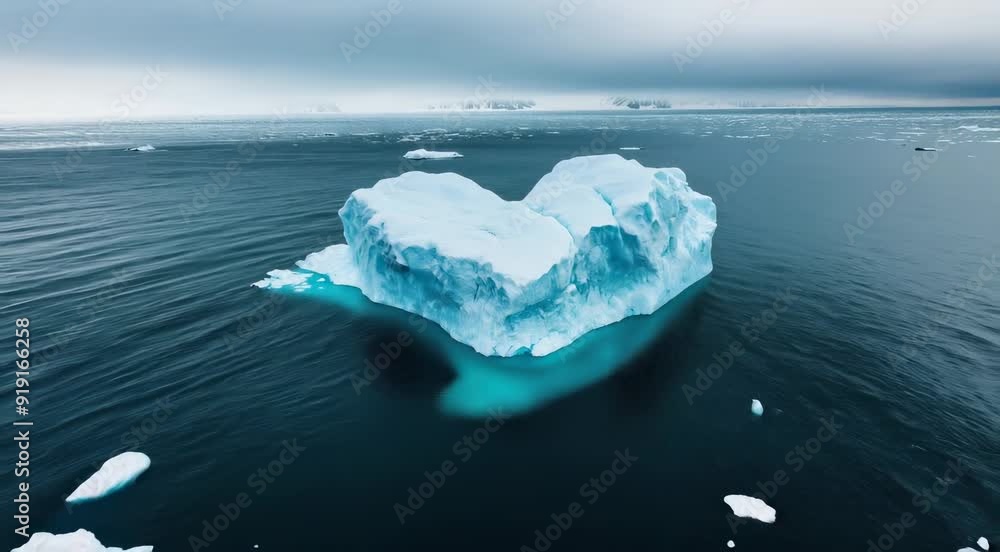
[
  {"xmin": 252, "ymin": 269, "xmax": 311, "ymax": 291},
  {"xmin": 403, "ymin": 149, "xmax": 463, "ymax": 160},
  {"xmin": 727, "ymin": 540, "xmax": 735, "ymax": 548},
  {"xmin": 65, "ymin": 452, "xmax": 151, "ymax": 504},
  {"xmin": 979, "ymin": 537, "xmax": 990, "ymax": 550},
  {"xmin": 255, "ymin": 154, "xmax": 716, "ymax": 357},
  {"xmin": 619, "ymin": 147, "xmax": 642, "ymax": 150},
  {"xmin": 956, "ymin": 125, "xmax": 1000, "ymax": 132},
  {"xmin": 298, "ymin": 247, "xmax": 361, "ymax": 289},
  {"xmin": 126, "ymin": 145, "xmax": 155, "ymax": 152},
  {"xmin": 12, "ymin": 529, "xmax": 152, "ymax": 552},
  {"xmin": 724, "ymin": 494, "xmax": 776, "ymax": 523},
  {"xmin": 751, "ymin": 399, "xmax": 764, "ymax": 416}
]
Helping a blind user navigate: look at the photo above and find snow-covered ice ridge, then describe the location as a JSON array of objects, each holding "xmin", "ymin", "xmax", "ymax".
[{"xmin": 256, "ymin": 154, "xmax": 716, "ymax": 357}]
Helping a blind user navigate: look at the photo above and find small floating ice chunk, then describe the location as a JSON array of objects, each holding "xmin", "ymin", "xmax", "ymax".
[
  {"xmin": 252, "ymin": 269, "xmax": 310, "ymax": 290},
  {"xmin": 978, "ymin": 537, "xmax": 990, "ymax": 550},
  {"xmin": 751, "ymin": 399, "xmax": 764, "ymax": 416},
  {"xmin": 66, "ymin": 452, "xmax": 151, "ymax": 504},
  {"xmin": 126, "ymin": 144, "xmax": 155, "ymax": 152},
  {"xmin": 403, "ymin": 149, "xmax": 463, "ymax": 160},
  {"xmin": 619, "ymin": 147, "xmax": 642, "ymax": 151},
  {"xmin": 12, "ymin": 529, "xmax": 153, "ymax": 552},
  {"xmin": 727, "ymin": 540, "xmax": 735, "ymax": 548},
  {"xmin": 723, "ymin": 494, "xmax": 776, "ymax": 523}
]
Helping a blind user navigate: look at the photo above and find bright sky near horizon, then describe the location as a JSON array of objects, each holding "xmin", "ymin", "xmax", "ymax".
[{"xmin": 2, "ymin": 0, "xmax": 999, "ymax": 117}]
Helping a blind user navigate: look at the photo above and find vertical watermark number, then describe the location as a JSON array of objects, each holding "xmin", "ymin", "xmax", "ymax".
[{"xmin": 13, "ymin": 318, "xmax": 33, "ymax": 540}]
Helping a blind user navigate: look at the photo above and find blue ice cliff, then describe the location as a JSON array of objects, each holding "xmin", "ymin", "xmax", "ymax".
[{"xmin": 254, "ymin": 154, "xmax": 716, "ymax": 357}]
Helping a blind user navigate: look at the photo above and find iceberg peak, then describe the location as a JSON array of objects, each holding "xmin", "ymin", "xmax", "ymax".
[{"xmin": 256, "ymin": 154, "xmax": 716, "ymax": 357}]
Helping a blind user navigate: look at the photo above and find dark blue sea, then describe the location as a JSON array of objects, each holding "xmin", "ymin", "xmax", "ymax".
[{"xmin": 1, "ymin": 109, "xmax": 998, "ymax": 551}]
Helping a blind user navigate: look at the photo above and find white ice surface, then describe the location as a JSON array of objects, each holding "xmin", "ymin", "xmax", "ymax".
[
  {"xmin": 979, "ymin": 538, "xmax": 990, "ymax": 550},
  {"xmin": 724, "ymin": 494, "xmax": 777, "ymax": 523},
  {"xmin": 257, "ymin": 154, "xmax": 716, "ymax": 357},
  {"xmin": 12, "ymin": 529, "xmax": 152, "ymax": 552},
  {"xmin": 65, "ymin": 452, "xmax": 151, "ymax": 504},
  {"xmin": 252, "ymin": 269, "xmax": 311, "ymax": 291},
  {"xmin": 751, "ymin": 399, "xmax": 764, "ymax": 416}
]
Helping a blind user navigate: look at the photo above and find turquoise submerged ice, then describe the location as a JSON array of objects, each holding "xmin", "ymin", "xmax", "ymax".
[{"xmin": 256, "ymin": 154, "xmax": 717, "ymax": 356}]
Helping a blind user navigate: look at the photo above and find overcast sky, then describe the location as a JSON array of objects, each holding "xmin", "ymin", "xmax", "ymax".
[{"xmin": 2, "ymin": 0, "xmax": 999, "ymax": 117}]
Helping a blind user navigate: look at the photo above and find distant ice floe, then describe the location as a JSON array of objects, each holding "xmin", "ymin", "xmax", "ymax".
[
  {"xmin": 956, "ymin": 125, "xmax": 1000, "ymax": 132},
  {"xmin": 979, "ymin": 537, "xmax": 990, "ymax": 550},
  {"xmin": 619, "ymin": 147, "xmax": 642, "ymax": 151},
  {"xmin": 12, "ymin": 529, "xmax": 152, "ymax": 552},
  {"xmin": 751, "ymin": 399, "xmax": 764, "ymax": 416},
  {"xmin": 66, "ymin": 452, "xmax": 151, "ymax": 504},
  {"xmin": 252, "ymin": 269, "xmax": 311, "ymax": 292},
  {"xmin": 724, "ymin": 495, "xmax": 776, "ymax": 523},
  {"xmin": 126, "ymin": 145, "xmax": 155, "ymax": 152},
  {"xmin": 727, "ymin": 540, "xmax": 736, "ymax": 548},
  {"xmin": 403, "ymin": 149, "xmax": 463, "ymax": 160}
]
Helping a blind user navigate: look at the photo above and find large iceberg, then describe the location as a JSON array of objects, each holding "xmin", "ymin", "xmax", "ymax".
[
  {"xmin": 12, "ymin": 530, "xmax": 152, "ymax": 552},
  {"xmin": 66, "ymin": 452, "xmax": 151, "ymax": 504},
  {"xmin": 255, "ymin": 154, "xmax": 716, "ymax": 356}
]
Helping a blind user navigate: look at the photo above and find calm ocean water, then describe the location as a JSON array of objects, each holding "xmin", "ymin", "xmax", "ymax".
[{"xmin": 1, "ymin": 109, "xmax": 998, "ymax": 551}]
